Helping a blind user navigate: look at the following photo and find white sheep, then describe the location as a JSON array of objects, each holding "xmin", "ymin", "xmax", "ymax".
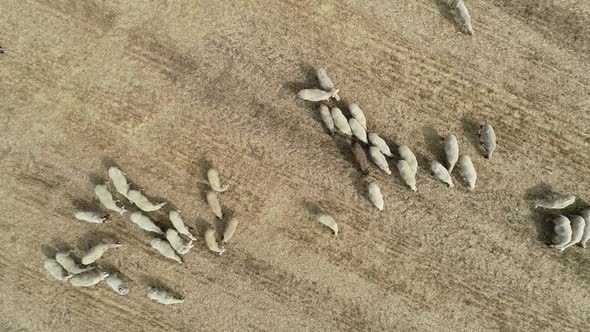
[
  {"xmin": 316, "ymin": 68, "xmax": 340, "ymax": 101},
  {"xmin": 169, "ymin": 211, "xmax": 196, "ymax": 241},
  {"xmin": 69, "ymin": 270, "xmax": 109, "ymax": 287},
  {"xmin": 369, "ymin": 146, "xmax": 392, "ymax": 175},
  {"xmin": 107, "ymin": 167, "xmax": 130, "ymax": 198},
  {"xmin": 368, "ymin": 133, "xmax": 393, "ymax": 157},
  {"xmin": 207, "ymin": 168, "xmax": 229, "ymax": 193},
  {"xmin": 348, "ymin": 103, "xmax": 367, "ymax": 129},
  {"xmin": 74, "ymin": 211, "xmax": 108, "ymax": 224},
  {"xmin": 580, "ymin": 209, "xmax": 590, "ymax": 248},
  {"xmin": 479, "ymin": 123, "xmax": 496, "ymax": 159},
  {"xmin": 127, "ymin": 190, "xmax": 167, "ymax": 212},
  {"xmin": 147, "ymin": 288, "xmax": 184, "ymax": 305},
  {"xmin": 549, "ymin": 215, "xmax": 572, "ymax": 250},
  {"xmin": 44, "ymin": 258, "xmax": 72, "ymax": 281},
  {"xmin": 331, "ymin": 107, "xmax": 352, "ymax": 136},
  {"xmin": 398, "ymin": 144, "xmax": 418, "ymax": 175},
  {"xmin": 558, "ymin": 215, "xmax": 585, "ymax": 252},
  {"xmin": 458, "ymin": 155, "xmax": 476, "ymax": 190},
  {"xmin": 222, "ymin": 217, "xmax": 240, "ymax": 243},
  {"xmin": 105, "ymin": 272, "xmax": 129, "ymax": 295},
  {"xmin": 444, "ymin": 134, "xmax": 459, "ymax": 173},
  {"xmin": 349, "ymin": 118, "xmax": 368, "ymax": 144},
  {"xmin": 319, "ymin": 105, "xmax": 335, "ymax": 136},
  {"xmin": 368, "ymin": 182, "xmax": 384, "ymax": 211},
  {"xmin": 81, "ymin": 242, "xmax": 122, "ymax": 265},
  {"xmin": 206, "ymin": 191, "xmax": 223, "ymax": 219},
  {"xmin": 94, "ymin": 184, "xmax": 125, "ymax": 214},
  {"xmin": 534, "ymin": 194, "xmax": 576, "ymax": 209},
  {"xmin": 130, "ymin": 212, "xmax": 164, "ymax": 234},
  {"xmin": 431, "ymin": 161, "xmax": 454, "ymax": 187},
  {"xmin": 205, "ymin": 228, "xmax": 225, "ymax": 255},
  {"xmin": 397, "ymin": 160, "xmax": 417, "ymax": 191},
  {"xmin": 55, "ymin": 250, "xmax": 94, "ymax": 274},
  {"xmin": 165, "ymin": 229, "xmax": 194, "ymax": 255},
  {"xmin": 297, "ymin": 88, "xmax": 339, "ymax": 102},
  {"xmin": 450, "ymin": 0, "xmax": 474, "ymax": 35},
  {"xmin": 150, "ymin": 238, "xmax": 182, "ymax": 264},
  {"xmin": 316, "ymin": 214, "xmax": 338, "ymax": 236}
]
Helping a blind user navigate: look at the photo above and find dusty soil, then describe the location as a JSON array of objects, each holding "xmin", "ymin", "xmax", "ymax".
[{"xmin": 1, "ymin": 0, "xmax": 589, "ymax": 331}]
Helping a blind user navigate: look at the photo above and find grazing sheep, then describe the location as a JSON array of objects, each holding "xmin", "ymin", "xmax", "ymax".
[
  {"xmin": 319, "ymin": 105, "xmax": 335, "ymax": 136},
  {"xmin": 317, "ymin": 214, "xmax": 338, "ymax": 236},
  {"xmin": 458, "ymin": 155, "xmax": 476, "ymax": 190},
  {"xmin": 368, "ymin": 182, "xmax": 384, "ymax": 211},
  {"xmin": 431, "ymin": 161, "xmax": 454, "ymax": 187},
  {"xmin": 169, "ymin": 211, "xmax": 196, "ymax": 241},
  {"xmin": 444, "ymin": 134, "xmax": 459, "ymax": 173},
  {"xmin": 44, "ymin": 258, "xmax": 72, "ymax": 281},
  {"xmin": 331, "ymin": 107, "xmax": 352, "ymax": 136},
  {"xmin": 397, "ymin": 160, "xmax": 417, "ymax": 191},
  {"xmin": 94, "ymin": 185, "xmax": 125, "ymax": 214},
  {"xmin": 107, "ymin": 167, "xmax": 130, "ymax": 198},
  {"xmin": 558, "ymin": 215, "xmax": 585, "ymax": 251},
  {"xmin": 349, "ymin": 118, "xmax": 368, "ymax": 144},
  {"xmin": 549, "ymin": 215, "xmax": 572, "ymax": 250},
  {"xmin": 479, "ymin": 123, "xmax": 496, "ymax": 159},
  {"xmin": 205, "ymin": 228, "xmax": 225, "ymax": 255},
  {"xmin": 207, "ymin": 168, "xmax": 229, "ymax": 193},
  {"xmin": 147, "ymin": 288, "xmax": 184, "ymax": 305},
  {"xmin": 165, "ymin": 229, "xmax": 194, "ymax": 255},
  {"xmin": 534, "ymin": 194, "xmax": 576, "ymax": 209},
  {"xmin": 369, "ymin": 146, "xmax": 392, "ymax": 175},
  {"xmin": 81, "ymin": 242, "xmax": 121, "ymax": 265},
  {"xmin": 580, "ymin": 209, "xmax": 590, "ymax": 248},
  {"xmin": 74, "ymin": 211, "xmax": 108, "ymax": 224},
  {"xmin": 450, "ymin": 0, "xmax": 474, "ymax": 35},
  {"xmin": 206, "ymin": 191, "xmax": 223, "ymax": 219},
  {"xmin": 316, "ymin": 68, "xmax": 340, "ymax": 101},
  {"xmin": 297, "ymin": 88, "xmax": 339, "ymax": 102},
  {"xmin": 150, "ymin": 238, "xmax": 182, "ymax": 264},
  {"xmin": 368, "ymin": 133, "xmax": 393, "ymax": 157},
  {"xmin": 105, "ymin": 272, "xmax": 129, "ymax": 295},
  {"xmin": 127, "ymin": 190, "xmax": 167, "ymax": 212},
  {"xmin": 348, "ymin": 103, "xmax": 367, "ymax": 129},
  {"xmin": 130, "ymin": 212, "xmax": 164, "ymax": 234},
  {"xmin": 69, "ymin": 271, "xmax": 109, "ymax": 287},
  {"xmin": 398, "ymin": 145, "xmax": 418, "ymax": 175},
  {"xmin": 55, "ymin": 250, "xmax": 94, "ymax": 274},
  {"xmin": 222, "ymin": 217, "xmax": 240, "ymax": 243}
]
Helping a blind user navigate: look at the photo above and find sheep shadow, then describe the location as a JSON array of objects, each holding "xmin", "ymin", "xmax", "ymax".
[
  {"xmin": 423, "ymin": 126, "xmax": 445, "ymax": 164},
  {"xmin": 432, "ymin": 0, "xmax": 461, "ymax": 32},
  {"xmin": 77, "ymin": 230, "xmax": 119, "ymax": 252},
  {"xmin": 461, "ymin": 115, "xmax": 483, "ymax": 157}
]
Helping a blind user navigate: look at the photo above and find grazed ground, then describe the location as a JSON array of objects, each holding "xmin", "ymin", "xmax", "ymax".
[{"xmin": 1, "ymin": 0, "xmax": 589, "ymax": 331}]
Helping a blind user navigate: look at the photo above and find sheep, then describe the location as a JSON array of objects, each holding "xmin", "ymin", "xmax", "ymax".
[
  {"xmin": 127, "ymin": 190, "xmax": 167, "ymax": 212},
  {"xmin": 297, "ymin": 88, "xmax": 339, "ymax": 102},
  {"xmin": 319, "ymin": 105, "xmax": 335, "ymax": 136},
  {"xmin": 534, "ymin": 194, "xmax": 576, "ymax": 209},
  {"xmin": 316, "ymin": 68, "xmax": 340, "ymax": 101},
  {"xmin": 349, "ymin": 118, "xmax": 368, "ymax": 144},
  {"xmin": 348, "ymin": 103, "xmax": 367, "ymax": 129},
  {"xmin": 368, "ymin": 133, "xmax": 393, "ymax": 157},
  {"xmin": 69, "ymin": 270, "xmax": 109, "ymax": 287},
  {"xmin": 44, "ymin": 258, "xmax": 72, "ymax": 281},
  {"xmin": 331, "ymin": 107, "xmax": 352, "ymax": 136},
  {"xmin": 449, "ymin": 0, "xmax": 474, "ymax": 35},
  {"xmin": 74, "ymin": 211, "xmax": 108, "ymax": 224},
  {"xmin": 444, "ymin": 134, "xmax": 459, "ymax": 173},
  {"xmin": 94, "ymin": 184, "xmax": 125, "ymax": 214},
  {"xmin": 169, "ymin": 211, "xmax": 196, "ymax": 241},
  {"xmin": 207, "ymin": 168, "xmax": 229, "ymax": 193},
  {"xmin": 150, "ymin": 238, "xmax": 182, "ymax": 264},
  {"xmin": 397, "ymin": 160, "xmax": 417, "ymax": 191},
  {"xmin": 398, "ymin": 145, "xmax": 418, "ymax": 175},
  {"xmin": 81, "ymin": 242, "xmax": 122, "ymax": 265},
  {"xmin": 165, "ymin": 229, "xmax": 194, "ymax": 255},
  {"xmin": 222, "ymin": 217, "xmax": 240, "ymax": 243},
  {"xmin": 317, "ymin": 214, "xmax": 338, "ymax": 236},
  {"xmin": 479, "ymin": 123, "xmax": 496, "ymax": 159},
  {"xmin": 351, "ymin": 141, "xmax": 370, "ymax": 175},
  {"xmin": 130, "ymin": 212, "xmax": 164, "ymax": 234},
  {"xmin": 147, "ymin": 288, "xmax": 184, "ymax": 305},
  {"xmin": 431, "ymin": 161, "xmax": 454, "ymax": 187},
  {"xmin": 549, "ymin": 215, "xmax": 572, "ymax": 250},
  {"xmin": 105, "ymin": 272, "xmax": 129, "ymax": 295},
  {"xmin": 458, "ymin": 155, "xmax": 476, "ymax": 190},
  {"xmin": 205, "ymin": 228, "xmax": 225, "ymax": 255},
  {"xmin": 368, "ymin": 182, "xmax": 384, "ymax": 211},
  {"xmin": 107, "ymin": 167, "xmax": 130, "ymax": 198},
  {"xmin": 55, "ymin": 250, "xmax": 94, "ymax": 274},
  {"xmin": 580, "ymin": 209, "xmax": 590, "ymax": 248},
  {"xmin": 369, "ymin": 146, "xmax": 392, "ymax": 175},
  {"xmin": 558, "ymin": 215, "xmax": 585, "ymax": 251},
  {"xmin": 206, "ymin": 191, "xmax": 223, "ymax": 219}
]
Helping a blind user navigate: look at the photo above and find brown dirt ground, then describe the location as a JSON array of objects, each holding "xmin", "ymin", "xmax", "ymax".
[{"xmin": 1, "ymin": 0, "xmax": 589, "ymax": 331}]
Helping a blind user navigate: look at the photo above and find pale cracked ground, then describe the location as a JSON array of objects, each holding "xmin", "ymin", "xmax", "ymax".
[{"xmin": 1, "ymin": 0, "xmax": 589, "ymax": 331}]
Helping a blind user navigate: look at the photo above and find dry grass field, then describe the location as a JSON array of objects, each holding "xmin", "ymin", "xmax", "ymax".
[{"xmin": 1, "ymin": 0, "xmax": 589, "ymax": 330}]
